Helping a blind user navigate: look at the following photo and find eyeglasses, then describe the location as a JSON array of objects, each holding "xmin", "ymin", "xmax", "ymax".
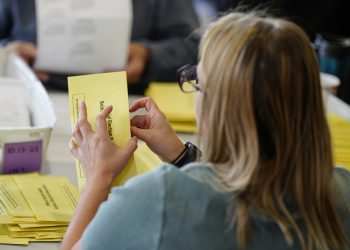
[{"xmin": 177, "ymin": 64, "xmax": 201, "ymax": 93}]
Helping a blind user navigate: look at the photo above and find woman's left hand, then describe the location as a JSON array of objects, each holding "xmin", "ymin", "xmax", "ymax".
[{"xmin": 69, "ymin": 101, "xmax": 138, "ymax": 187}]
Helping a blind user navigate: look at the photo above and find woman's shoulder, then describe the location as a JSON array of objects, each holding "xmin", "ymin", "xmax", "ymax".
[
  {"xmin": 333, "ymin": 167, "xmax": 350, "ymax": 188},
  {"xmin": 334, "ymin": 166, "xmax": 350, "ymax": 180},
  {"xmin": 117, "ymin": 162, "xmax": 229, "ymax": 194},
  {"xmin": 180, "ymin": 162, "xmax": 231, "ymax": 192}
]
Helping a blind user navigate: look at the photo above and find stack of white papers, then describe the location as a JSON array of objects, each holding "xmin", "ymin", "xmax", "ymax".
[{"xmin": 0, "ymin": 173, "xmax": 79, "ymax": 245}]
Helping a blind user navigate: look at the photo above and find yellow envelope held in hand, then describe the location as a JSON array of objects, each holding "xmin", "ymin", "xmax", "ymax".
[{"xmin": 68, "ymin": 72, "xmax": 159, "ymax": 190}]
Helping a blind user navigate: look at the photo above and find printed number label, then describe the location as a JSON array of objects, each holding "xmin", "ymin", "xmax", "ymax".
[{"xmin": 2, "ymin": 140, "xmax": 43, "ymax": 174}]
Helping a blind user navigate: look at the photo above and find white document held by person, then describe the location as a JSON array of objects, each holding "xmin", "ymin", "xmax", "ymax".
[{"xmin": 34, "ymin": 0, "xmax": 132, "ymax": 74}]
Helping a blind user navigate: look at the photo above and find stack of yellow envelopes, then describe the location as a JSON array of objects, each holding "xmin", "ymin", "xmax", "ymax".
[
  {"xmin": 0, "ymin": 173, "xmax": 79, "ymax": 245},
  {"xmin": 146, "ymin": 83, "xmax": 196, "ymax": 133},
  {"xmin": 327, "ymin": 114, "xmax": 350, "ymax": 170}
]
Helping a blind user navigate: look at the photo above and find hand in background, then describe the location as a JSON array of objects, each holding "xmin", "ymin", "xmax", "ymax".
[
  {"xmin": 70, "ymin": 101, "xmax": 138, "ymax": 186},
  {"xmin": 6, "ymin": 41, "xmax": 36, "ymax": 65},
  {"xmin": 5, "ymin": 41, "xmax": 50, "ymax": 83},
  {"xmin": 130, "ymin": 97, "xmax": 185, "ymax": 162},
  {"xmin": 126, "ymin": 42, "xmax": 149, "ymax": 84}
]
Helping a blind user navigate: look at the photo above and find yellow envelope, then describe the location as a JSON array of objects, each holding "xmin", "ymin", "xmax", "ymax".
[
  {"xmin": 0, "ymin": 225, "xmax": 29, "ymax": 245},
  {"xmin": 134, "ymin": 143, "xmax": 162, "ymax": 173},
  {"xmin": 18, "ymin": 222, "xmax": 68, "ymax": 229},
  {"xmin": 0, "ymin": 236, "xmax": 29, "ymax": 245},
  {"xmin": 13, "ymin": 175, "xmax": 79, "ymax": 222},
  {"xmin": 34, "ymin": 232, "xmax": 65, "ymax": 238},
  {"xmin": 8, "ymin": 231, "xmax": 36, "ymax": 238},
  {"xmin": 31, "ymin": 238, "xmax": 61, "ymax": 242},
  {"xmin": 68, "ymin": 72, "xmax": 159, "ymax": 190},
  {"xmin": 0, "ymin": 176, "xmax": 34, "ymax": 219},
  {"xmin": 0, "ymin": 201, "xmax": 14, "ymax": 224},
  {"xmin": 34, "ymin": 237, "xmax": 63, "ymax": 241},
  {"xmin": 12, "ymin": 217, "xmax": 37, "ymax": 223},
  {"xmin": 7, "ymin": 224, "xmax": 66, "ymax": 232},
  {"xmin": 146, "ymin": 82, "xmax": 197, "ymax": 133},
  {"xmin": 170, "ymin": 121, "xmax": 197, "ymax": 133},
  {"xmin": 146, "ymin": 82, "xmax": 196, "ymax": 121}
]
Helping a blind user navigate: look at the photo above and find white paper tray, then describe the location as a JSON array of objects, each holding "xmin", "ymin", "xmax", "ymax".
[{"xmin": 0, "ymin": 48, "xmax": 56, "ymax": 173}]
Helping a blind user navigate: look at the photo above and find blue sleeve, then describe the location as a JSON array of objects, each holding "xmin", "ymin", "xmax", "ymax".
[
  {"xmin": 81, "ymin": 165, "xmax": 171, "ymax": 250},
  {"xmin": 334, "ymin": 167, "xmax": 350, "ymax": 202},
  {"xmin": 140, "ymin": 0, "xmax": 200, "ymax": 83},
  {"xmin": 0, "ymin": 0, "xmax": 12, "ymax": 45},
  {"xmin": 333, "ymin": 167, "xmax": 350, "ymax": 206}
]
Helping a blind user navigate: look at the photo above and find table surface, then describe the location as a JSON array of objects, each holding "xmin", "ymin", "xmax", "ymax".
[{"xmin": 2, "ymin": 90, "xmax": 349, "ymax": 250}]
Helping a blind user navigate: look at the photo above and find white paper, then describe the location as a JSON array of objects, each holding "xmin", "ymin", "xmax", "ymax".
[
  {"xmin": 34, "ymin": 0, "xmax": 132, "ymax": 74},
  {"xmin": 0, "ymin": 79, "xmax": 30, "ymax": 127}
]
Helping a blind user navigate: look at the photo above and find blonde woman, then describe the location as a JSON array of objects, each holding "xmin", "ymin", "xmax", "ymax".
[{"xmin": 61, "ymin": 12, "xmax": 350, "ymax": 250}]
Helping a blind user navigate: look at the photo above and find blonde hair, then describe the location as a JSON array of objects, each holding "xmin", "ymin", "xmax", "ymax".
[{"xmin": 199, "ymin": 12, "xmax": 348, "ymax": 249}]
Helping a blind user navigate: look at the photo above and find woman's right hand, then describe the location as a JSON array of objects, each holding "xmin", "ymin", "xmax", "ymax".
[{"xmin": 129, "ymin": 97, "xmax": 185, "ymax": 162}]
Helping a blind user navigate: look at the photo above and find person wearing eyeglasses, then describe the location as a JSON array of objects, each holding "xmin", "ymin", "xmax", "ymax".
[{"xmin": 61, "ymin": 11, "xmax": 350, "ymax": 250}]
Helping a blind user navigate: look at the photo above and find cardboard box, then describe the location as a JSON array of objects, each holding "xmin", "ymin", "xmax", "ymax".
[{"xmin": 0, "ymin": 48, "xmax": 56, "ymax": 174}]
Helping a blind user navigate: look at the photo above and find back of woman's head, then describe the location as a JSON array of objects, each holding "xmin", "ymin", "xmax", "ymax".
[{"xmin": 199, "ymin": 12, "xmax": 348, "ymax": 250}]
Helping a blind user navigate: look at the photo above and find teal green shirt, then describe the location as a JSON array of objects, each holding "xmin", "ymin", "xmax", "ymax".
[{"xmin": 82, "ymin": 164, "xmax": 350, "ymax": 249}]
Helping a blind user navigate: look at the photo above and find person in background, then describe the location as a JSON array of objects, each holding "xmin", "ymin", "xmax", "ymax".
[
  {"xmin": 213, "ymin": 0, "xmax": 349, "ymax": 41},
  {"xmin": 213, "ymin": 0, "xmax": 350, "ymax": 104},
  {"xmin": 192, "ymin": 0, "xmax": 218, "ymax": 26},
  {"xmin": 0, "ymin": 0, "xmax": 199, "ymax": 94},
  {"xmin": 61, "ymin": 11, "xmax": 350, "ymax": 250}
]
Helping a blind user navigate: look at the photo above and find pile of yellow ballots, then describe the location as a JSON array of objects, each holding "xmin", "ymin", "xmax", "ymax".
[
  {"xmin": 146, "ymin": 83, "xmax": 196, "ymax": 133},
  {"xmin": 327, "ymin": 114, "xmax": 350, "ymax": 171},
  {"xmin": 0, "ymin": 173, "xmax": 79, "ymax": 245}
]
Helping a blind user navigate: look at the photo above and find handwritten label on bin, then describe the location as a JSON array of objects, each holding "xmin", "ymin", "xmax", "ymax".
[{"xmin": 2, "ymin": 140, "xmax": 43, "ymax": 174}]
